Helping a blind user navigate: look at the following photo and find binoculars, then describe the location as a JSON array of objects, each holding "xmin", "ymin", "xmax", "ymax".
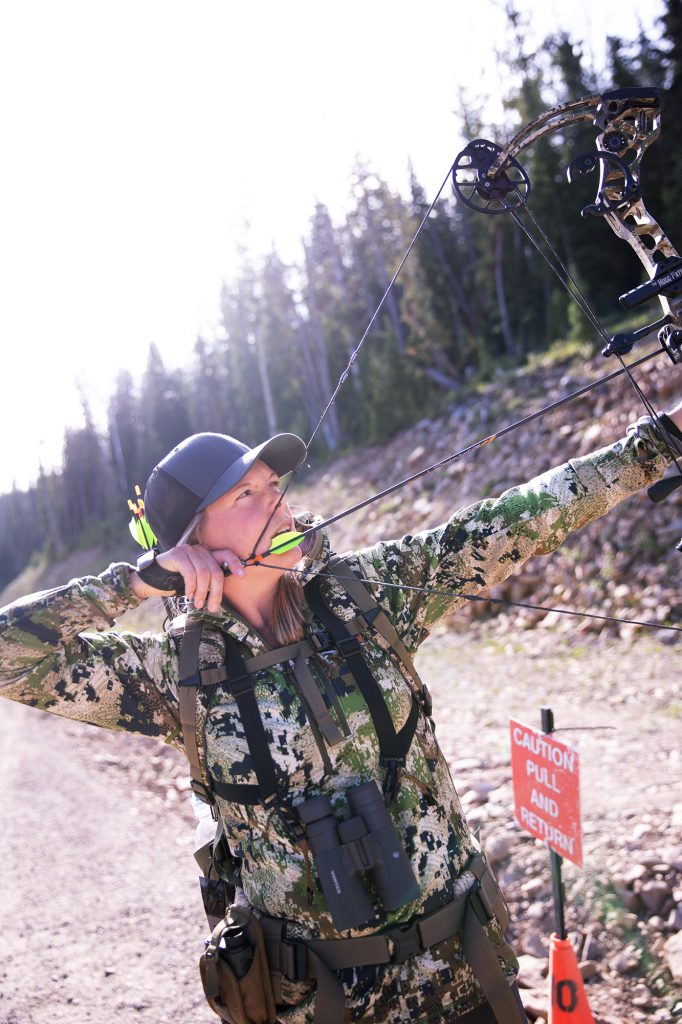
[{"xmin": 297, "ymin": 781, "xmax": 420, "ymax": 931}]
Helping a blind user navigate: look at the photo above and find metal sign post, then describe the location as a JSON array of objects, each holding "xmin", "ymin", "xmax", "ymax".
[{"xmin": 541, "ymin": 706, "xmax": 566, "ymax": 940}]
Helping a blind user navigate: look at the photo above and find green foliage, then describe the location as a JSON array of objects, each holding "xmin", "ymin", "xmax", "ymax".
[{"xmin": 0, "ymin": 9, "xmax": 675, "ymax": 590}]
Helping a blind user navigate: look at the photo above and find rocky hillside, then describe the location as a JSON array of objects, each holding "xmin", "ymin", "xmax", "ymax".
[
  {"xmin": 294, "ymin": 344, "xmax": 682, "ymax": 642},
  {"xmin": 3, "ymin": 345, "xmax": 681, "ymax": 638}
]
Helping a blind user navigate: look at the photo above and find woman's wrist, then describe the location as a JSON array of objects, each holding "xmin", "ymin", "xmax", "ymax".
[{"xmin": 128, "ymin": 568, "xmax": 162, "ymax": 601}]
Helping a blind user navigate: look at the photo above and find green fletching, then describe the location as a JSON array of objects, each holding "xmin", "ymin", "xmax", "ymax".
[
  {"xmin": 269, "ymin": 530, "xmax": 304, "ymax": 554},
  {"xmin": 129, "ymin": 515, "xmax": 158, "ymax": 550}
]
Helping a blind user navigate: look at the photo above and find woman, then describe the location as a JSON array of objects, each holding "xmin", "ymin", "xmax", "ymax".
[{"xmin": 1, "ymin": 408, "xmax": 682, "ymax": 1024}]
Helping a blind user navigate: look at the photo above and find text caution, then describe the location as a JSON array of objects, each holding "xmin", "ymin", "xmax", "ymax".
[{"xmin": 510, "ymin": 719, "xmax": 582, "ymax": 867}]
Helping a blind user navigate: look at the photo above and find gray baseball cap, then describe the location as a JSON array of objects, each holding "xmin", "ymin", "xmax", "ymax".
[{"xmin": 144, "ymin": 432, "xmax": 306, "ymax": 550}]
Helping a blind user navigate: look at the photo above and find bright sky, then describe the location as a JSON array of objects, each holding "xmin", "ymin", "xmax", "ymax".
[{"xmin": 0, "ymin": 0, "xmax": 664, "ymax": 494}]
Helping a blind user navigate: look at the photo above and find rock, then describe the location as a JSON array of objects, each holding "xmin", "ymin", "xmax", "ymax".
[
  {"xmin": 613, "ymin": 884, "xmax": 641, "ymax": 911},
  {"xmin": 579, "ymin": 959, "xmax": 598, "ymax": 980},
  {"xmin": 664, "ymin": 931, "xmax": 682, "ymax": 983},
  {"xmin": 406, "ymin": 445, "xmax": 426, "ymax": 467},
  {"xmin": 484, "ymin": 832, "xmax": 514, "ymax": 865},
  {"xmin": 668, "ymin": 905, "xmax": 682, "ymax": 931},
  {"xmin": 582, "ymin": 933, "xmax": 607, "ymax": 961},
  {"xmin": 520, "ymin": 877, "xmax": 547, "ymax": 898},
  {"xmin": 630, "ymin": 983, "xmax": 653, "ymax": 1008},
  {"xmin": 620, "ymin": 864, "xmax": 648, "ymax": 884},
  {"xmin": 660, "ymin": 844, "xmax": 682, "ymax": 871},
  {"xmin": 608, "ymin": 908, "xmax": 639, "ymax": 931},
  {"xmin": 518, "ymin": 986, "xmax": 547, "ymax": 1020},
  {"xmin": 517, "ymin": 953, "xmax": 547, "ymax": 990},
  {"xmin": 526, "ymin": 901, "xmax": 548, "ymax": 920},
  {"xmin": 610, "ymin": 949, "xmax": 640, "ymax": 974},
  {"xmin": 521, "ymin": 931, "xmax": 549, "ymax": 958},
  {"xmin": 639, "ymin": 880, "xmax": 672, "ymax": 914}
]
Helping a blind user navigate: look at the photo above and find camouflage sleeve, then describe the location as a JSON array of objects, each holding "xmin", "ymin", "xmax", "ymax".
[
  {"xmin": 0, "ymin": 562, "xmax": 181, "ymax": 742},
  {"xmin": 350, "ymin": 416, "xmax": 675, "ymax": 650}
]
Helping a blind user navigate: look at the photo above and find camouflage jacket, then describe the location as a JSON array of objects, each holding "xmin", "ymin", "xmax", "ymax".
[{"xmin": 0, "ymin": 420, "xmax": 672, "ymax": 1022}]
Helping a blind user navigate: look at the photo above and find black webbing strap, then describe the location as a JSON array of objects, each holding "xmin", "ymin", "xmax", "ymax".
[
  {"xmin": 210, "ymin": 636, "xmax": 301, "ymax": 837},
  {"xmin": 262, "ymin": 853, "xmax": 525, "ymax": 1024},
  {"xmin": 304, "ymin": 576, "xmax": 419, "ymax": 801},
  {"xmin": 178, "ymin": 619, "xmax": 215, "ymax": 805},
  {"xmin": 222, "ymin": 636, "xmax": 280, "ymax": 803},
  {"xmin": 327, "ymin": 556, "xmax": 428, "ymax": 702}
]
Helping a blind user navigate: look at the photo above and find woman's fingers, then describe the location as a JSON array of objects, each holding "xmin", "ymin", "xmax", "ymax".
[
  {"xmin": 155, "ymin": 545, "xmax": 247, "ymax": 613},
  {"xmin": 156, "ymin": 545, "xmax": 227, "ymax": 613},
  {"xmin": 212, "ymin": 549, "xmax": 245, "ymax": 579}
]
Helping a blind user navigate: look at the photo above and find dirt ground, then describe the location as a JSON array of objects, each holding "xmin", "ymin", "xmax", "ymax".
[{"xmin": 0, "ymin": 625, "xmax": 680, "ymax": 1024}]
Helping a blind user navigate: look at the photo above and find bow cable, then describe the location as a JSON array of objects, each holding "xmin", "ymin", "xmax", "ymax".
[
  {"xmin": 247, "ymin": 161, "xmax": 457, "ymax": 561},
  {"xmin": 255, "ymin": 346, "xmax": 663, "ymax": 562},
  {"xmin": 505, "ymin": 192, "xmax": 682, "ymax": 481},
  {"xmin": 255, "ymin": 561, "xmax": 682, "ymax": 635},
  {"xmin": 237, "ymin": 89, "xmax": 681, "ymax": 636}
]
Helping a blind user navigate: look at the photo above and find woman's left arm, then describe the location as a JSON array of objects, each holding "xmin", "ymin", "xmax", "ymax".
[
  {"xmin": 0, "ymin": 563, "xmax": 182, "ymax": 741},
  {"xmin": 352, "ymin": 412, "xmax": 682, "ymax": 647}
]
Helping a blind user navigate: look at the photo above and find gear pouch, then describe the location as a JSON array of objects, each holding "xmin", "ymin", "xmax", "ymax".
[{"xmin": 200, "ymin": 907, "xmax": 276, "ymax": 1024}]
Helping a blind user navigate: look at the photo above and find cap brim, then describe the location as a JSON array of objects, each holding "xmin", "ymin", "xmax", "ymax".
[{"xmin": 197, "ymin": 433, "xmax": 306, "ymax": 511}]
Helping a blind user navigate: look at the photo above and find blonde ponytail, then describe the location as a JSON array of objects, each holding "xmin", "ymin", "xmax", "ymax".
[{"xmin": 271, "ymin": 572, "xmax": 306, "ymax": 646}]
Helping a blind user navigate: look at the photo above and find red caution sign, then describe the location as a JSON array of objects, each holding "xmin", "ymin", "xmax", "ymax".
[
  {"xmin": 510, "ymin": 719, "xmax": 582, "ymax": 867},
  {"xmin": 548, "ymin": 933, "xmax": 595, "ymax": 1023}
]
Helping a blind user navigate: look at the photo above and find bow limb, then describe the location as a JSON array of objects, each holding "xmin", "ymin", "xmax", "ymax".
[{"xmin": 488, "ymin": 88, "xmax": 682, "ymax": 353}]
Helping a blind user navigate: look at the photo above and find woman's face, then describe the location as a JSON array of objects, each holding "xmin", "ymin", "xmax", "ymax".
[{"xmin": 197, "ymin": 459, "xmax": 299, "ymax": 565}]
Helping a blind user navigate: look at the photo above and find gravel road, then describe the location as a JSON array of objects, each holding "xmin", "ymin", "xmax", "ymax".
[{"xmin": 0, "ymin": 629, "xmax": 680, "ymax": 1023}]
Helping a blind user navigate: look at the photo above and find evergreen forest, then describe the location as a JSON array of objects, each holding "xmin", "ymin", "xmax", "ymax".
[{"xmin": 1, "ymin": 3, "xmax": 681, "ymax": 591}]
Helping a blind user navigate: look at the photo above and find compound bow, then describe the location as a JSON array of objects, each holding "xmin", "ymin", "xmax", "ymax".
[{"xmin": 248, "ymin": 87, "xmax": 682, "ymax": 630}]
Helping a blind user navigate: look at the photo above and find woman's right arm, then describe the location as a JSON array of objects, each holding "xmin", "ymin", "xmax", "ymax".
[{"xmin": 0, "ymin": 562, "xmax": 182, "ymax": 742}]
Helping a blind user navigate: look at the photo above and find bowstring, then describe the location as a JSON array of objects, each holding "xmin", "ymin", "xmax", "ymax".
[
  {"xmin": 257, "ymin": 346, "xmax": 664, "ymax": 561},
  {"xmin": 247, "ymin": 129, "xmax": 682, "ymax": 626},
  {"xmin": 247, "ymin": 161, "xmax": 457, "ymax": 562},
  {"xmin": 256, "ymin": 561, "xmax": 682, "ymax": 635}
]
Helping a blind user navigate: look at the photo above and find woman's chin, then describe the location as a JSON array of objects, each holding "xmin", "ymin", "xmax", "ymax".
[{"xmin": 265, "ymin": 544, "xmax": 302, "ymax": 569}]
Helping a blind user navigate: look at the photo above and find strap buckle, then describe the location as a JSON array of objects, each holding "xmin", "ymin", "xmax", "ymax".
[
  {"xmin": 268, "ymin": 937, "xmax": 309, "ymax": 981},
  {"xmin": 468, "ymin": 878, "xmax": 495, "ymax": 926},
  {"xmin": 227, "ymin": 673, "xmax": 254, "ymax": 698},
  {"xmin": 387, "ymin": 921, "xmax": 423, "ymax": 964},
  {"xmin": 307, "ymin": 628, "xmax": 334, "ymax": 652},
  {"xmin": 336, "ymin": 634, "xmax": 363, "ymax": 657},
  {"xmin": 190, "ymin": 778, "xmax": 215, "ymax": 805}
]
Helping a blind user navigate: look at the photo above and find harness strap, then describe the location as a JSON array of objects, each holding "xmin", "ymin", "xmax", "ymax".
[
  {"xmin": 292, "ymin": 643, "xmax": 345, "ymax": 746},
  {"xmin": 222, "ymin": 636, "xmax": 281, "ymax": 807},
  {"xmin": 304, "ymin": 574, "xmax": 420, "ymax": 801},
  {"xmin": 195, "ymin": 639, "xmax": 345, "ymax": 748},
  {"xmin": 328, "ymin": 556, "xmax": 424, "ymax": 690},
  {"xmin": 178, "ymin": 619, "xmax": 215, "ymax": 804},
  {"xmin": 262, "ymin": 854, "xmax": 524, "ymax": 1024}
]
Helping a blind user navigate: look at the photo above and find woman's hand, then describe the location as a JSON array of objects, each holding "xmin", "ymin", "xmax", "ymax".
[{"xmin": 129, "ymin": 545, "xmax": 245, "ymax": 614}]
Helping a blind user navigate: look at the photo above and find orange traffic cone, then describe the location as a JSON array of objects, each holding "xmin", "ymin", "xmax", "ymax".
[{"xmin": 548, "ymin": 933, "xmax": 595, "ymax": 1024}]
